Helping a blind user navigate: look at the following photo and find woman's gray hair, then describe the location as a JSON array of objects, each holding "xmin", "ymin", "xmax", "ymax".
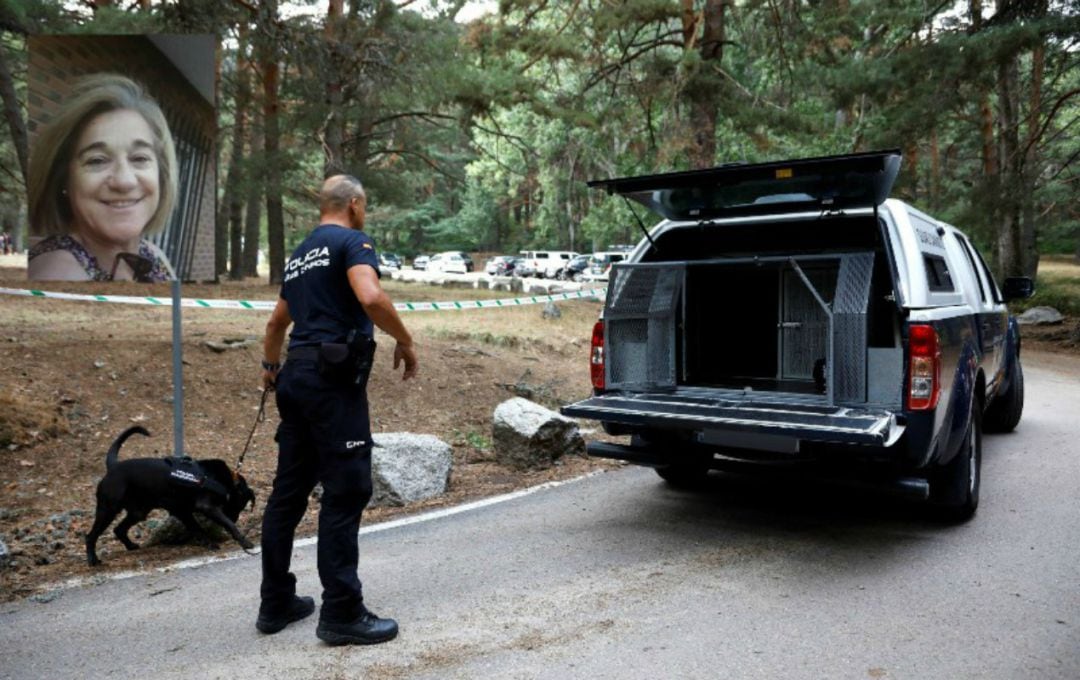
[
  {"xmin": 319, "ymin": 174, "xmax": 366, "ymax": 213},
  {"xmin": 28, "ymin": 73, "xmax": 179, "ymax": 237}
]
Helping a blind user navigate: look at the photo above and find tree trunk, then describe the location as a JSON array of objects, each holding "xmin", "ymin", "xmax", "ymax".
[
  {"xmin": 323, "ymin": 0, "xmax": 347, "ymax": 176},
  {"xmin": 258, "ymin": 0, "xmax": 286, "ymax": 286},
  {"xmin": 1020, "ymin": 5, "xmax": 1047, "ymax": 280},
  {"xmin": 0, "ymin": 45, "xmax": 27, "ymax": 185},
  {"xmin": 929, "ymin": 128, "xmax": 940, "ymax": 208},
  {"xmin": 684, "ymin": 0, "xmax": 726, "ymax": 169},
  {"xmin": 971, "ymin": 0, "xmax": 997, "ymax": 178},
  {"xmin": 995, "ymin": 53, "xmax": 1022, "ymax": 279},
  {"xmin": 227, "ymin": 29, "xmax": 252, "ymax": 281},
  {"xmin": 243, "ymin": 170, "xmax": 262, "ymax": 277}
]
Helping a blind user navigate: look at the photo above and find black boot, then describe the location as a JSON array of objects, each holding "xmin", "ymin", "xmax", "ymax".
[
  {"xmin": 316, "ymin": 609, "xmax": 398, "ymax": 646},
  {"xmin": 256, "ymin": 595, "xmax": 316, "ymax": 634}
]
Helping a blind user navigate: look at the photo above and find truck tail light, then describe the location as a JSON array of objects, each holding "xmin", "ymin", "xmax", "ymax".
[
  {"xmin": 590, "ymin": 320, "xmax": 605, "ymax": 390},
  {"xmin": 907, "ymin": 324, "xmax": 940, "ymax": 410}
]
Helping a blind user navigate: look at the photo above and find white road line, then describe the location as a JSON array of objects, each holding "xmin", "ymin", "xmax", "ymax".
[{"xmin": 42, "ymin": 470, "xmax": 606, "ymax": 595}]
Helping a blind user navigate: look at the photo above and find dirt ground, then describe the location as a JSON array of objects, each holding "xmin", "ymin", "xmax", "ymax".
[{"xmin": 0, "ymin": 262, "xmax": 617, "ymax": 601}]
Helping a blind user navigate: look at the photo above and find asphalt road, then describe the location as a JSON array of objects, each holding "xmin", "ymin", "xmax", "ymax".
[{"xmin": 2, "ymin": 352, "xmax": 1078, "ymax": 679}]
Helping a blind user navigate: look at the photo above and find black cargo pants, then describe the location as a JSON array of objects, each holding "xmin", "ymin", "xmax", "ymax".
[{"xmin": 259, "ymin": 354, "xmax": 373, "ymax": 624}]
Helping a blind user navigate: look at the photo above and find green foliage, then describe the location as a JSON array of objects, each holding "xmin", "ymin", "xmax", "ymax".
[{"xmin": 2, "ymin": 0, "xmax": 1077, "ymax": 269}]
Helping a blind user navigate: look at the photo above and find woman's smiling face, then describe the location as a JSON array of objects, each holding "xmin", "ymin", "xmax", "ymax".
[{"xmin": 67, "ymin": 108, "xmax": 160, "ymax": 247}]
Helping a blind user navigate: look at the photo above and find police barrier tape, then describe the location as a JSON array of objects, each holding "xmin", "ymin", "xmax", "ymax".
[{"xmin": 0, "ymin": 286, "xmax": 607, "ymax": 312}]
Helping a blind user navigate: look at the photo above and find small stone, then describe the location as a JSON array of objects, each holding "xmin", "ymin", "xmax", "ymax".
[
  {"xmin": 30, "ymin": 589, "xmax": 61, "ymax": 604},
  {"xmin": 541, "ymin": 301, "xmax": 562, "ymax": 320},
  {"xmin": 93, "ymin": 360, "xmax": 106, "ymax": 369}
]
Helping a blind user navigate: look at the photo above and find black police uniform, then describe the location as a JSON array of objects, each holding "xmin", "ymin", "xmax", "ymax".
[{"xmin": 260, "ymin": 223, "xmax": 381, "ymax": 625}]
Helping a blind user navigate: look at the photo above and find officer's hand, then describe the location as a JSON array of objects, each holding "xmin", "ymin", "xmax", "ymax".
[
  {"xmin": 262, "ymin": 368, "xmax": 278, "ymax": 390},
  {"xmin": 394, "ymin": 341, "xmax": 418, "ymax": 381}
]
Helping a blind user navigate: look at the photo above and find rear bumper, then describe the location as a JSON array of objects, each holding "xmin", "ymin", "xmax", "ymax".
[
  {"xmin": 586, "ymin": 440, "xmax": 930, "ymax": 500},
  {"xmin": 561, "ymin": 391, "xmax": 905, "ymax": 448}
]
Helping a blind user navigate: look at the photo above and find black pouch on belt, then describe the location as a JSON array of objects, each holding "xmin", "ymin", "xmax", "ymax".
[
  {"xmin": 317, "ymin": 342, "xmax": 353, "ymax": 384},
  {"xmin": 318, "ymin": 331, "xmax": 377, "ymax": 386}
]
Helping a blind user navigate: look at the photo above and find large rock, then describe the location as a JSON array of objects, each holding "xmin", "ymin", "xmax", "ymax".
[
  {"xmin": 371, "ymin": 433, "xmax": 453, "ymax": 507},
  {"xmin": 1017, "ymin": 306, "xmax": 1064, "ymax": 325},
  {"xmin": 492, "ymin": 398, "xmax": 584, "ymax": 470}
]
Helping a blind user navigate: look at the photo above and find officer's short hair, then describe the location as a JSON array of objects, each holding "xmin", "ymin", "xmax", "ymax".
[{"xmin": 320, "ymin": 175, "xmax": 366, "ymax": 213}]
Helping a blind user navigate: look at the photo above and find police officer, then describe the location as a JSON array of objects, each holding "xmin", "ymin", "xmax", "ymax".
[{"xmin": 255, "ymin": 174, "xmax": 418, "ymax": 645}]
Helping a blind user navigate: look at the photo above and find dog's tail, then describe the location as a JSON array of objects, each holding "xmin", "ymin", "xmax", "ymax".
[{"xmin": 106, "ymin": 426, "xmax": 151, "ymax": 470}]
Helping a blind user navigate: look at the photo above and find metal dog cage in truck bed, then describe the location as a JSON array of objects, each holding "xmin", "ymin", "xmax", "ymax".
[{"xmin": 564, "ymin": 252, "xmax": 905, "ymax": 449}]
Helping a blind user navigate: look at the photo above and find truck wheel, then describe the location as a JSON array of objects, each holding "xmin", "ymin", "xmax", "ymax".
[
  {"xmin": 930, "ymin": 407, "xmax": 982, "ymax": 522},
  {"xmin": 655, "ymin": 463, "xmax": 710, "ymax": 488},
  {"xmin": 984, "ymin": 358, "xmax": 1024, "ymax": 433}
]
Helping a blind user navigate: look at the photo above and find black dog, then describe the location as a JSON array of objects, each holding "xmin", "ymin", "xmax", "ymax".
[{"xmin": 86, "ymin": 426, "xmax": 256, "ymax": 566}]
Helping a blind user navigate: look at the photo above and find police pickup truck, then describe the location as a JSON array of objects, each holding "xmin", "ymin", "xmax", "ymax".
[{"xmin": 562, "ymin": 151, "xmax": 1034, "ymax": 521}]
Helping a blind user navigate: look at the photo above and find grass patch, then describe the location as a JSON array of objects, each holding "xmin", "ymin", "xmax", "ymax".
[{"xmin": 1012, "ymin": 256, "xmax": 1080, "ymax": 317}]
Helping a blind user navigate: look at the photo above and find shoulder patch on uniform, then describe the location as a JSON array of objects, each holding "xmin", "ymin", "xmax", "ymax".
[{"xmin": 362, "ymin": 242, "xmax": 373, "ymax": 249}]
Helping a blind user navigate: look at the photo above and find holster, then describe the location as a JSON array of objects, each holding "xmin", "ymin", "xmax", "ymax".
[{"xmin": 318, "ymin": 330, "xmax": 376, "ymax": 388}]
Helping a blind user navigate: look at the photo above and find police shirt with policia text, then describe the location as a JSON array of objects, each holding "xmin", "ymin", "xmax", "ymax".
[{"xmin": 280, "ymin": 223, "xmax": 381, "ymax": 349}]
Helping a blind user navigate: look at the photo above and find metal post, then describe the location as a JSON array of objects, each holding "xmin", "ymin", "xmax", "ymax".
[{"xmin": 171, "ymin": 278, "xmax": 184, "ymax": 458}]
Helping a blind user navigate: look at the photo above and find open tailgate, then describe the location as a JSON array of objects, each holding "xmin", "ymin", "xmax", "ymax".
[{"xmin": 562, "ymin": 392, "xmax": 904, "ymax": 447}]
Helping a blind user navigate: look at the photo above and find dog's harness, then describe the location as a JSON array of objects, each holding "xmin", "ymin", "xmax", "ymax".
[{"xmin": 166, "ymin": 457, "xmax": 230, "ymax": 499}]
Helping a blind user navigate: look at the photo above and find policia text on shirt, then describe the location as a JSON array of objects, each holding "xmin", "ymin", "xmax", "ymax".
[{"xmin": 255, "ymin": 175, "xmax": 419, "ymax": 646}]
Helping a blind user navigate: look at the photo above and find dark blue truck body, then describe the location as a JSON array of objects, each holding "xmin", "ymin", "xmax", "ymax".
[{"xmin": 562, "ymin": 151, "xmax": 1033, "ymax": 520}]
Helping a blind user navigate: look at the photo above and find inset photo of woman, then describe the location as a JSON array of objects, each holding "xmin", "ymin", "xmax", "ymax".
[{"xmin": 26, "ymin": 35, "xmax": 216, "ymax": 282}]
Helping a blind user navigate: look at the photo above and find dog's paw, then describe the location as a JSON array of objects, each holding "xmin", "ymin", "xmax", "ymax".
[
  {"xmin": 239, "ymin": 537, "xmax": 255, "ymax": 550},
  {"xmin": 87, "ymin": 556, "xmax": 102, "ymax": 567},
  {"xmin": 123, "ymin": 542, "xmax": 141, "ymax": 551}
]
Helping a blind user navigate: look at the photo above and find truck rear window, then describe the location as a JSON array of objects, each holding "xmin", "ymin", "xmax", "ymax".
[{"xmin": 924, "ymin": 254, "xmax": 955, "ymax": 292}]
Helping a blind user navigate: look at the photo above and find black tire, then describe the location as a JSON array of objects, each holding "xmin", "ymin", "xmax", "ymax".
[
  {"xmin": 930, "ymin": 406, "xmax": 982, "ymax": 522},
  {"xmin": 655, "ymin": 462, "xmax": 711, "ymax": 488},
  {"xmin": 984, "ymin": 358, "xmax": 1024, "ymax": 433}
]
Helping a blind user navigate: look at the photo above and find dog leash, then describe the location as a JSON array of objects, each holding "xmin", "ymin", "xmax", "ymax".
[{"xmin": 236, "ymin": 386, "xmax": 272, "ymax": 475}]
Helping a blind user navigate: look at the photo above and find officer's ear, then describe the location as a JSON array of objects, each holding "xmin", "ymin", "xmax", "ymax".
[{"xmin": 351, "ymin": 197, "xmax": 366, "ymax": 229}]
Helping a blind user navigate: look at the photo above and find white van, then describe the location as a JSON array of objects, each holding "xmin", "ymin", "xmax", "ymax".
[
  {"xmin": 519, "ymin": 250, "xmax": 579, "ymax": 278},
  {"xmin": 581, "ymin": 251, "xmax": 628, "ymax": 282}
]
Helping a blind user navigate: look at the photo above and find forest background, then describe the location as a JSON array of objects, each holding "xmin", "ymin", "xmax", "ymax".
[{"xmin": 0, "ymin": 0, "xmax": 1077, "ymax": 286}]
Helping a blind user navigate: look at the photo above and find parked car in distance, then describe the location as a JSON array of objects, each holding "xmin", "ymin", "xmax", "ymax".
[
  {"xmin": 519, "ymin": 250, "xmax": 579, "ymax": 278},
  {"xmin": 581, "ymin": 251, "xmax": 628, "ymax": 282},
  {"xmin": 563, "ymin": 150, "xmax": 1035, "ymax": 522},
  {"xmin": 379, "ymin": 252, "xmax": 402, "ymax": 270},
  {"xmin": 453, "ymin": 251, "xmax": 475, "ymax": 272},
  {"xmin": 511, "ymin": 257, "xmax": 536, "ymax": 278},
  {"xmin": 427, "ymin": 251, "xmax": 469, "ymax": 275},
  {"xmin": 411, "ymin": 254, "xmax": 430, "ymax": 270},
  {"xmin": 486, "ymin": 255, "xmax": 517, "ymax": 276},
  {"xmin": 555, "ymin": 254, "xmax": 591, "ymax": 281}
]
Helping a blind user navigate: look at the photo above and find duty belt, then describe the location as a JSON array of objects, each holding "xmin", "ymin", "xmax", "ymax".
[{"xmin": 285, "ymin": 346, "xmax": 321, "ymax": 361}]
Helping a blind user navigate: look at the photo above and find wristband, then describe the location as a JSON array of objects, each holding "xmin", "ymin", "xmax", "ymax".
[{"xmin": 261, "ymin": 360, "xmax": 281, "ymax": 371}]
